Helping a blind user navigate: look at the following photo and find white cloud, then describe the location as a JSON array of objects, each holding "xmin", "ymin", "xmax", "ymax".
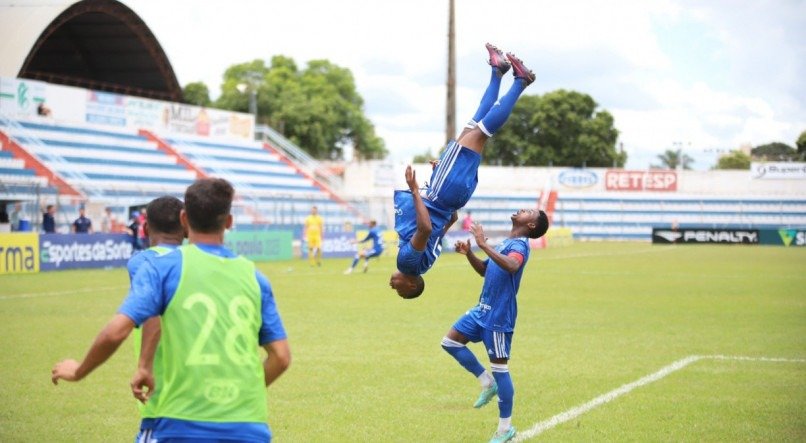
[{"xmin": 122, "ymin": 0, "xmax": 804, "ymax": 169}]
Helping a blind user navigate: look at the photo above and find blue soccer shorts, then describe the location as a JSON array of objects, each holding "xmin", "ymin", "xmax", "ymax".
[
  {"xmin": 426, "ymin": 140, "xmax": 481, "ymax": 211},
  {"xmin": 364, "ymin": 247, "xmax": 383, "ymax": 258},
  {"xmin": 453, "ymin": 311, "xmax": 513, "ymax": 360}
]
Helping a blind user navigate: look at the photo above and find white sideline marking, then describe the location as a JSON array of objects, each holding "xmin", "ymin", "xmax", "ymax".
[
  {"xmin": 0, "ymin": 285, "xmax": 126, "ymax": 301},
  {"xmin": 514, "ymin": 355, "xmax": 806, "ymax": 441}
]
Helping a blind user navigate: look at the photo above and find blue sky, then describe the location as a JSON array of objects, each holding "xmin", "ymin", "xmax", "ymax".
[{"xmin": 124, "ymin": 0, "xmax": 805, "ymax": 170}]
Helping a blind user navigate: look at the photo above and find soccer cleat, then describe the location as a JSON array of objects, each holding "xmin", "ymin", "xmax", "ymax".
[
  {"xmin": 343, "ymin": 268, "xmax": 353, "ymax": 275},
  {"xmin": 473, "ymin": 381, "xmax": 498, "ymax": 408},
  {"xmin": 486, "ymin": 43, "xmax": 511, "ymax": 76},
  {"xmin": 489, "ymin": 426, "xmax": 516, "ymax": 443},
  {"xmin": 505, "ymin": 52, "xmax": 536, "ymax": 86}
]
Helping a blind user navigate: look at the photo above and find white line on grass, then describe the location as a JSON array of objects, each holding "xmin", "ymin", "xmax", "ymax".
[
  {"xmin": 0, "ymin": 285, "xmax": 126, "ymax": 301},
  {"xmin": 514, "ymin": 355, "xmax": 806, "ymax": 441}
]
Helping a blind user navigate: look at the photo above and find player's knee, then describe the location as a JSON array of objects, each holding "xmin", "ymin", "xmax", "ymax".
[{"xmin": 441, "ymin": 336, "xmax": 465, "ymax": 352}]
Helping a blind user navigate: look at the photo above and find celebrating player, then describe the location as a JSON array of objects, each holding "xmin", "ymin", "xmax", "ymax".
[
  {"xmin": 390, "ymin": 43, "xmax": 536, "ymax": 299},
  {"xmin": 442, "ymin": 210, "xmax": 548, "ymax": 443}
]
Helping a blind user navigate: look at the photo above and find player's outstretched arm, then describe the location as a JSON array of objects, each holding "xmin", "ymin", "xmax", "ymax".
[
  {"xmin": 262, "ymin": 338, "xmax": 291, "ymax": 387},
  {"xmin": 131, "ymin": 316, "xmax": 161, "ymax": 403},
  {"xmin": 455, "ymin": 239, "xmax": 487, "ymax": 276},
  {"xmin": 52, "ymin": 314, "xmax": 135, "ymax": 385},
  {"xmin": 471, "ymin": 223, "xmax": 522, "ymax": 274},
  {"xmin": 405, "ymin": 165, "xmax": 432, "ymax": 251}
]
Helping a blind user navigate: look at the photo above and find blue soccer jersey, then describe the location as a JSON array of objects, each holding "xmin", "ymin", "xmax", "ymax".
[
  {"xmin": 359, "ymin": 226, "xmax": 384, "ymax": 257},
  {"xmin": 126, "ymin": 245, "xmax": 178, "ymax": 282},
  {"xmin": 394, "ymin": 189, "xmax": 453, "ymax": 276},
  {"xmin": 469, "ymin": 237, "xmax": 530, "ymax": 332},
  {"xmin": 118, "ymin": 243, "xmax": 287, "ymax": 442}
]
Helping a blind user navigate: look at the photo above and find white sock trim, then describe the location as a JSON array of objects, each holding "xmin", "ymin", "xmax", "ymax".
[
  {"xmin": 478, "ymin": 120, "xmax": 493, "ymax": 137},
  {"xmin": 491, "ymin": 363, "xmax": 509, "ymax": 373},
  {"xmin": 441, "ymin": 337, "xmax": 465, "ymax": 348},
  {"xmin": 465, "ymin": 119, "xmax": 478, "ymax": 130}
]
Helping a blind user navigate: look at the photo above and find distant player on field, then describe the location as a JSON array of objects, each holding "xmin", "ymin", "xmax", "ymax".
[
  {"xmin": 390, "ymin": 43, "xmax": 536, "ymax": 299},
  {"xmin": 52, "ymin": 178, "xmax": 291, "ymax": 442},
  {"xmin": 304, "ymin": 205, "xmax": 324, "ymax": 266},
  {"xmin": 124, "ymin": 196, "xmax": 185, "ymax": 443},
  {"xmin": 442, "ymin": 210, "xmax": 548, "ymax": 443},
  {"xmin": 344, "ymin": 219, "xmax": 384, "ymax": 274}
]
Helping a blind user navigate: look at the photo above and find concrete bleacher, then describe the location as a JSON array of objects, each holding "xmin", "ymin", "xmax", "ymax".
[
  {"xmin": 2, "ymin": 119, "xmax": 196, "ymax": 201},
  {"xmin": 164, "ymin": 134, "xmax": 358, "ymax": 227}
]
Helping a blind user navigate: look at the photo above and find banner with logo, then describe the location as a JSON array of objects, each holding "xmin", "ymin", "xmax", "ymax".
[
  {"xmin": 606, "ymin": 170, "xmax": 677, "ymax": 191},
  {"xmin": 558, "ymin": 169, "xmax": 599, "ymax": 189},
  {"xmin": 652, "ymin": 228, "xmax": 759, "ymax": 244},
  {"xmin": 759, "ymin": 228, "xmax": 806, "ymax": 247},
  {"xmin": 225, "ymin": 231, "xmax": 293, "ymax": 261},
  {"xmin": 0, "ymin": 78, "xmax": 47, "ymax": 116},
  {"xmin": 750, "ymin": 162, "xmax": 806, "ymax": 180},
  {"xmin": 0, "ymin": 233, "xmax": 40, "ymax": 274},
  {"xmin": 39, "ymin": 233, "xmax": 134, "ymax": 271}
]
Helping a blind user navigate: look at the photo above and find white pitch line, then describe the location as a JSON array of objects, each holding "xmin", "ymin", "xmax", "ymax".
[
  {"xmin": 514, "ymin": 355, "xmax": 806, "ymax": 441},
  {"xmin": 0, "ymin": 285, "xmax": 126, "ymax": 301}
]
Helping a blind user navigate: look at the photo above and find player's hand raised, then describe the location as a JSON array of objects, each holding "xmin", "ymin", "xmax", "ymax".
[
  {"xmin": 405, "ymin": 165, "xmax": 419, "ymax": 192},
  {"xmin": 470, "ymin": 223, "xmax": 488, "ymax": 247},
  {"xmin": 455, "ymin": 239, "xmax": 471, "ymax": 255}
]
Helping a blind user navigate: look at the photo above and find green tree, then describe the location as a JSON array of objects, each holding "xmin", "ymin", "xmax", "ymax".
[
  {"xmin": 797, "ymin": 131, "xmax": 806, "ymax": 159},
  {"xmin": 215, "ymin": 57, "xmax": 386, "ymax": 160},
  {"xmin": 483, "ymin": 89, "xmax": 622, "ymax": 167},
  {"xmin": 183, "ymin": 82, "xmax": 211, "ymax": 106},
  {"xmin": 714, "ymin": 150, "xmax": 751, "ymax": 170},
  {"xmin": 412, "ymin": 148, "xmax": 438, "ymax": 163},
  {"xmin": 751, "ymin": 142, "xmax": 797, "ymax": 161},
  {"xmin": 652, "ymin": 149, "xmax": 694, "ymax": 170}
]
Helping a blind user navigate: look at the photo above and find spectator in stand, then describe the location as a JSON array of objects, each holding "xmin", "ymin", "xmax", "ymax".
[
  {"xmin": 462, "ymin": 211, "xmax": 474, "ymax": 232},
  {"xmin": 9, "ymin": 203, "xmax": 22, "ymax": 232},
  {"xmin": 42, "ymin": 205, "xmax": 56, "ymax": 233},
  {"xmin": 101, "ymin": 207, "xmax": 117, "ymax": 233},
  {"xmin": 72, "ymin": 207, "xmax": 93, "ymax": 234},
  {"xmin": 37, "ymin": 102, "xmax": 52, "ymax": 117}
]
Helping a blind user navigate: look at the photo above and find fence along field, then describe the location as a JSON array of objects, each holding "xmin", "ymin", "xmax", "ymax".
[{"xmin": 0, "ymin": 242, "xmax": 804, "ymax": 442}]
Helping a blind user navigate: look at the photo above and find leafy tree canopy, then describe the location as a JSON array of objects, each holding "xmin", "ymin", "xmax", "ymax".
[
  {"xmin": 714, "ymin": 150, "xmax": 751, "ymax": 170},
  {"xmin": 652, "ymin": 149, "xmax": 694, "ymax": 170},
  {"xmin": 183, "ymin": 82, "xmax": 211, "ymax": 107},
  {"xmin": 752, "ymin": 142, "xmax": 797, "ymax": 161},
  {"xmin": 483, "ymin": 89, "xmax": 623, "ymax": 167},
  {"xmin": 215, "ymin": 57, "xmax": 386, "ymax": 160}
]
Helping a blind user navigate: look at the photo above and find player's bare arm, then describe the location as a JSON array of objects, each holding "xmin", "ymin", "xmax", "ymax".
[
  {"xmin": 455, "ymin": 239, "xmax": 487, "ymax": 276},
  {"xmin": 130, "ymin": 316, "xmax": 161, "ymax": 403},
  {"xmin": 443, "ymin": 211, "xmax": 459, "ymax": 234},
  {"xmin": 406, "ymin": 165, "xmax": 432, "ymax": 251},
  {"xmin": 262, "ymin": 339, "xmax": 291, "ymax": 387},
  {"xmin": 52, "ymin": 314, "xmax": 135, "ymax": 384},
  {"xmin": 471, "ymin": 223, "xmax": 521, "ymax": 274}
]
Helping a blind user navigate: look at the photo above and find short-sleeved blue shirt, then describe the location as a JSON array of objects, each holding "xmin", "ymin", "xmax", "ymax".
[
  {"xmin": 469, "ymin": 237, "xmax": 530, "ymax": 332},
  {"xmin": 394, "ymin": 190, "xmax": 453, "ymax": 276},
  {"xmin": 117, "ymin": 243, "xmax": 286, "ymax": 442}
]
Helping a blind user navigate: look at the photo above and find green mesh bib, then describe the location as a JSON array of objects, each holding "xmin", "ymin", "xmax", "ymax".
[{"xmin": 154, "ymin": 244, "xmax": 266, "ymax": 423}]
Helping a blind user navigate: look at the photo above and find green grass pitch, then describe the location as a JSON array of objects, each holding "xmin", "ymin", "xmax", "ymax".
[{"xmin": 1, "ymin": 242, "xmax": 804, "ymax": 442}]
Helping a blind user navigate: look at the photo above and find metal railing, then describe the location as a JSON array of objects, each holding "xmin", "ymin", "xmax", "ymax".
[{"xmin": 255, "ymin": 124, "xmax": 344, "ymax": 190}]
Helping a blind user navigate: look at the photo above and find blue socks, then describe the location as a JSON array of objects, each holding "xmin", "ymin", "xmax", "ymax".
[
  {"xmin": 350, "ymin": 256, "xmax": 359, "ymax": 268},
  {"xmin": 470, "ymin": 67, "xmax": 504, "ymax": 124},
  {"xmin": 442, "ymin": 337, "xmax": 485, "ymax": 377},
  {"xmin": 491, "ymin": 364, "xmax": 514, "ymax": 418},
  {"xmin": 478, "ymin": 78, "xmax": 528, "ymax": 136}
]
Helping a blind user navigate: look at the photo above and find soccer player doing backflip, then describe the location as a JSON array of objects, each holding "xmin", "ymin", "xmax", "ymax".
[{"xmin": 390, "ymin": 43, "xmax": 536, "ymax": 299}]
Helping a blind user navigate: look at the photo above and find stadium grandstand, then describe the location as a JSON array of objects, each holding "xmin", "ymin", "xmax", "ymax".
[
  {"xmin": 0, "ymin": 0, "xmax": 363, "ymax": 237},
  {"xmin": 1, "ymin": 0, "xmax": 804, "ymax": 243}
]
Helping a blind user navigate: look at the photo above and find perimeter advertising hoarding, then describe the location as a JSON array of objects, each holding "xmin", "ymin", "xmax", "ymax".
[
  {"xmin": 750, "ymin": 162, "xmax": 806, "ymax": 180},
  {"xmin": 39, "ymin": 234, "xmax": 134, "ymax": 271},
  {"xmin": 224, "ymin": 231, "xmax": 293, "ymax": 261},
  {"xmin": 652, "ymin": 228, "xmax": 759, "ymax": 244},
  {"xmin": 0, "ymin": 233, "xmax": 39, "ymax": 274},
  {"xmin": 606, "ymin": 170, "xmax": 677, "ymax": 191}
]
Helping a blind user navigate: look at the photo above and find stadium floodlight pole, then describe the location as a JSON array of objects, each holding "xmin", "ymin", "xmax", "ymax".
[{"xmin": 445, "ymin": 0, "xmax": 456, "ymax": 147}]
